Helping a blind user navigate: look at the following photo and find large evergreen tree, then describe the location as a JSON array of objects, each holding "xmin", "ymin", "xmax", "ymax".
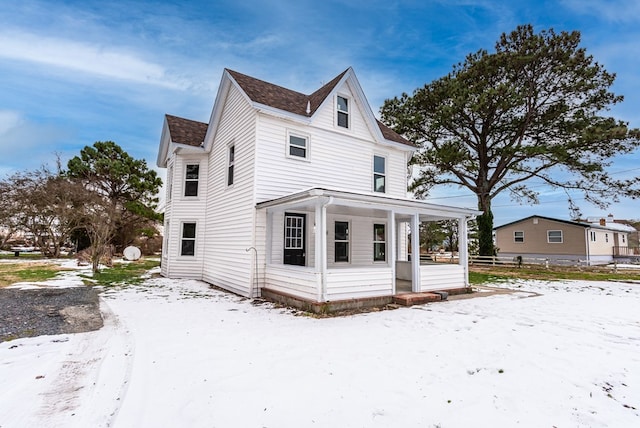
[
  {"xmin": 381, "ymin": 25, "xmax": 640, "ymax": 256},
  {"xmin": 67, "ymin": 141, "xmax": 163, "ymax": 255}
]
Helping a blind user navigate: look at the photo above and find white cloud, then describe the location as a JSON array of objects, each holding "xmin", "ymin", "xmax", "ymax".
[
  {"xmin": 561, "ymin": 0, "xmax": 640, "ymax": 22},
  {"xmin": 0, "ymin": 30, "xmax": 190, "ymax": 90}
]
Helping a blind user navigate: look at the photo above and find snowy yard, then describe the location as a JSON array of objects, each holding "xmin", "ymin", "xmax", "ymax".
[{"xmin": 1, "ymin": 270, "xmax": 639, "ymax": 427}]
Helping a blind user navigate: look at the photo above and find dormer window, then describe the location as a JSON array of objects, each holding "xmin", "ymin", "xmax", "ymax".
[
  {"xmin": 337, "ymin": 95, "xmax": 349, "ymax": 128},
  {"xmin": 184, "ymin": 164, "xmax": 199, "ymax": 197}
]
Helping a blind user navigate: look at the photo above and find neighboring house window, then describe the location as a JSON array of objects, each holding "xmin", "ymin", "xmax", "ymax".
[
  {"xmin": 605, "ymin": 233, "xmax": 609, "ymax": 243},
  {"xmin": 514, "ymin": 231, "xmax": 524, "ymax": 243},
  {"xmin": 622, "ymin": 235, "xmax": 626, "ymax": 244},
  {"xmin": 590, "ymin": 231, "xmax": 596, "ymax": 242},
  {"xmin": 288, "ymin": 133, "xmax": 308, "ymax": 159},
  {"xmin": 337, "ymin": 95, "xmax": 349, "ymax": 128},
  {"xmin": 335, "ymin": 221, "xmax": 350, "ymax": 262},
  {"xmin": 227, "ymin": 145, "xmax": 235, "ymax": 186},
  {"xmin": 181, "ymin": 222, "xmax": 196, "ymax": 256},
  {"xmin": 184, "ymin": 164, "xmax": 199, "ymax": 197},
  {"xmin": 373, "ymin": 155, "xmax": 386, "ymax": 193},
  {"xmin": 547, "ymin": 230, "xmax": 563, "ymax": 243},
  {"xmin": 374, "ymin": 224, "xmax": 386, "ymax": 261}
]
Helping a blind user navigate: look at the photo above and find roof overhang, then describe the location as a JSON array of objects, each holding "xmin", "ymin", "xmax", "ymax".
[{"xmin": 256, "ymin": 188, "xmax": 481, "ymax": 219}]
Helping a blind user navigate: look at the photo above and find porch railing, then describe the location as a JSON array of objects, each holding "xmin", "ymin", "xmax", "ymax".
[{"xmin": 613, "ymin": 246, "xmax": 640, "ymax": 257}]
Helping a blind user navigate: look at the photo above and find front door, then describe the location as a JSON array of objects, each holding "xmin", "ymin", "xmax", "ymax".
[{"xmin": 284, "ymin": 213, "xmax": 306, "ymax": 266}]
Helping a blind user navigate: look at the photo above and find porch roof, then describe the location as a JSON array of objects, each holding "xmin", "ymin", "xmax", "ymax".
[{"xmin": 256, "ymin": 188, "xmax": 481, "ymax": 219}]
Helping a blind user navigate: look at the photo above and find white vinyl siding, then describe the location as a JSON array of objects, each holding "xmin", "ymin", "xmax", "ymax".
[
  {"xmin": 201, "ymin": 84, "xmax": 257, "ymax": 296},
  {"xmin": 255, "ymin": 120, "xmax": 408, "ymax": 201},
  {"xmin": 420, "ymin": 264, "xmax": 465, "ymax": 292}
]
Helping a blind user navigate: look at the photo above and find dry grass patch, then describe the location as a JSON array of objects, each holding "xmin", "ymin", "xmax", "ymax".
[{"xmin": 0, "ymin": 262, "xmax": 70, "ymax": 287}]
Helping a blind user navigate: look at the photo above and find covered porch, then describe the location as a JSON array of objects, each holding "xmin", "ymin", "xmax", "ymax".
[{"xmin": 256, "ymin": 188, "xmax": 480, "ymax": 305}]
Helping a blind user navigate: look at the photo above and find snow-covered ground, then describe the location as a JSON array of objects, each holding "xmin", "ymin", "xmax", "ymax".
[{"xmin": 1, "ymin": 267, "xmax": 639, "ymax": 427}]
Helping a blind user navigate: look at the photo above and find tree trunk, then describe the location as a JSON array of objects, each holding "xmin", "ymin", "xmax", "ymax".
[{"xmin": 477, "ymin": 196, "xmax": 495, "ymax": 257}]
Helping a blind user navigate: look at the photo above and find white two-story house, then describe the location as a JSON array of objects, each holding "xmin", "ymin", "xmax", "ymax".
[{"xmin": 157, "ymin": 68, "xmax": 479, "ymax": 309}]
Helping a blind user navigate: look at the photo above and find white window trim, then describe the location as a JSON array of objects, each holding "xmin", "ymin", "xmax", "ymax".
[
  {"xmin": 180, "ymin": 221, "xmax": 197, "ymax": 257},
  {"xmin": 547, "ymin": 230, "xmax": 563, "ymax": 244},
  {"xmin": 514, "ymin": 230, "xmax": 524, "ymax": 243},
  {"xmin": 183, "ymin": 162, "xmax": 200, "ymax": 198},
  {"xmin": 334, "ymin": 220, "xmax": 351, "ymax": 263},
  {"xmin": 167, "ymin": 164, "xmax": 174, "ymax": 202},
  {"xmin": 373, "ymin": 154, "xmax": 387, "ymax": 193},
  {"xmin": 336, "ymin": 94, "xmax": 351, "ymax": 130},
  {"xmin": 286, "ymin": 130, "xmax": 310, "ymax": 161},
  {"xmin": 373, "ymin": 223, "xmax": 387, "ymax": 262}
]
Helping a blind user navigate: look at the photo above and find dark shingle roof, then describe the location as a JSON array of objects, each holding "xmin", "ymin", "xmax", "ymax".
[
  {"xmin": 165, "ymin": 114, "xmax": 208, "ymax": 147},
  {"xmin": 226, "ymin": 68, "xmax": 413, "ymax": 147}
]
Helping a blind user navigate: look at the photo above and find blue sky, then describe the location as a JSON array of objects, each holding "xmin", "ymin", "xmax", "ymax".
[{"xmin": 1, "ymin": 0, "xmax": 639, "ymax": 225}]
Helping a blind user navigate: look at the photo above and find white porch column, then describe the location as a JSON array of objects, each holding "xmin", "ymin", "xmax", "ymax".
[
  {"xmin": 388, "ymin": 209, "xmax": 396, "ymax": 294},
  {"xmin": 458, "ymin": 216, "xmax": 469, "ymax": 287},
  {"xmin": 315, "ymin": 198, "xmax": 330, "ymax": 302},
  {"xmin": 411, "ymin": 213, "xmax": 421, "ymax": 292}
]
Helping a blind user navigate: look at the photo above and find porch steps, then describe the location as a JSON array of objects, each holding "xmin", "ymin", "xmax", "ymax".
[{"xmin": 393, "ymin": 292, "xmax": 443, "ymax": 306}]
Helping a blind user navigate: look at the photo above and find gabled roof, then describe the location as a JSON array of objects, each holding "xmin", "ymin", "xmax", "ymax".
[
  {"xmin": 225, "ymin": 68, "xmax": 413, "ymax": 147},
  {"xmin": 494, "ymin": 215, "xmax": 634, "ymax": 233},
  {"xmin": 165, "ymin": 114, "xmax": 208, "ymax": 147}
]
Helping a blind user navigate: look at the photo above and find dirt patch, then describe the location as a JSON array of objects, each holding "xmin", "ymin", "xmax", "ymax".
[{"xmin": 0, "ymin": 287, "xmax": 103, "ymax": 342}]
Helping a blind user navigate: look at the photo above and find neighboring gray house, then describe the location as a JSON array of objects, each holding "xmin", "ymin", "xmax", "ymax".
[
  {"xmin": 494, "ymin": 215, "xmax": 636, "ymax": 265},
  {"xmin": 157, "ymin": 67, "xmax": 479, "ymax": 305}
]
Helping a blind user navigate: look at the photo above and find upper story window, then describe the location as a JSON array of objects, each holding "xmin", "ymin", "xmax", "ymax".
[
  {"xmin": 622, "ymin": 235, "xmax": 626, "ymax": 244},
  {"xmin": 337, "ymin": 95, "xmax": 349, "ymax": 128},
  {"xmin": 288, "ymin": 133, "xmax": 308, "ymax": 159},
  {"xmin": 184, "ymin": 164, "xmax": 199, "ymax": 197},
  {"xmin": 590, "ymin": 231, "xmax": 596, "ymax": 242},
  {"xmin": 547, "ymin": 230, "xmax": 563, "ymax": 243},
  {"xmin": 373, "ymin": 155, "xmax": 386, "ymax": 193},
  {"xmin": 227, "ymin": 145, "xmax": 235, "ymax": 186},
  {"xmin": 605, "ymin": 233, "xmax": 609, "ymax": 243},
  {"xmin": 514, "ymin": 231, "xmax": 524, "ymax": 243},
  {"xmin": 181, "ymin": 222, "xmax": 196, "ymax": 256}
]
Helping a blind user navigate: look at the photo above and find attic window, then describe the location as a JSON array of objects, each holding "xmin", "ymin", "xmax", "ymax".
[{"xmin": 337, "ymin": 95, "xmax": 349, "ymax": 128}]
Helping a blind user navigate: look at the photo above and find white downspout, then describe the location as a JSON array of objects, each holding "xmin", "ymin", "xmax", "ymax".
[{"xmin": 585, "ymin": 228, "xmax": 590, "ymax": 266}]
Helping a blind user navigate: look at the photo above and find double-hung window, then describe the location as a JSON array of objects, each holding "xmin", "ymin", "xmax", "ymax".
[
  {"xmin": 547, "ymin": 230, "xmax": 563, "ymax": 243},
  {"xmin": 373, "ymin": 224, "xmax": 386, "ymax": 262},
  {"xmin": 373, "ymin": 155, "xmax": 386, "ymax": 193},
  {"xmin": 227, "ymin": 145, "xmax": 235, "ymax": 186},
  {"xmin": 514, "ymin": 231, "xmax": 524, "ymax": 243},
  {"xmin": 184, "ymin": 164, "xmax": 199, "ymax": 197},
  {"xmin": 590, "ymin": 231, "xmax": 596, "ymax": 242},
  {"xmin": 337, "ymin": 95, "xmax": 349, "ymax": 128},
  {"xmin": 288, "ymin": 133, "xmax": 308, "ymax": 159},
  {"xmin": 334, "ymin": 221, "xmax": 349, "ymax": 262},
  {"xmin": 181, "ymin": 222, "xmax": 196, "ymax": 256}
]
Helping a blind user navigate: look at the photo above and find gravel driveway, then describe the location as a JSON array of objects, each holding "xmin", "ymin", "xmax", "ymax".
[{"xmin": 0, "ymin": 287, "xmax": 103, "ymax": 342}]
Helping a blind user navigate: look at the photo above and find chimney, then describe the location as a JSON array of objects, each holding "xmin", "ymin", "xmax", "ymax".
[{"xmin": 599, "ymin": 218, "xmax": 606, "ymax": 226}]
